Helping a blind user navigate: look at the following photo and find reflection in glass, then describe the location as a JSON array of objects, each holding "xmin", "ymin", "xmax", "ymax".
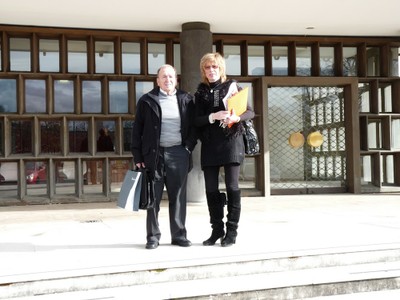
[
  {"xmin": 248, "ymin": 45, "xmax": 264, "ymax": 75},
  {"xmin": 39, "ymin": 39, "xmax": 60, "ymax": 72},
  {"xmin": 54, "ymin": 80, "xmax": 74, "ymax": 113},
  {"xmin": 390, "ymin": 47, "xmax": 399, "ymax": 76},
  {"xmin": 368, "ymin": 119, "xmax": 382, "ymax": 149},
  {"xmin": 11, "ymin": 120, "xmax": 32, "ymax": 154},
  {"xmin": 40, "ymin": 120, "xmax": 61, "ymax": 153},
  {"xmin": 173, "ymin": 44, "xmax": 181, "ymax": 75},
  {"xmin": 358, "ymin": 83, "xmax": 370, "ymax": 113},
  {"xmin": 361, "ymin": 155, "xmax": 372, "ymax": 185},
  {"xmin": 296, "ymin": 46, "xmax": 311, "ymax": 76},
  {"xmin": 343, "ymin": 47, "xmax": 357, "ymax": 76},
  {"xmin": 224, "ymin": 45, "xmax": 241, "ymax": 75},
  {"xmin": 378, "ymin": 83, "xmax": 392, "ymax": 112},
  {"xmin": 109, "ymin": 81, "xmax": 128, "ymax": 113},
  {"xmin": 272, "ymin": 46, "xmax": 288, "ymax": 75},
  {"xmin": 69, "ymin": 120, "xmax": 89, "ymax": 153},
  {"xmin": 96, "ymin": 120, "xmax": 115, "ymax": 152},
  {"xmin": 122, "ymin": 42, "xmax": 140, "ymax": 74},
  {"xmin": 135, "ymin": 81, "xmax": 154, "ymax": 103},
  {"xmin": 95, "ymin": 41, "xmax": 114, "ymax": 74},
  {"xmin": 0, "ymin": 36, "xmax": 1, "ymax": 71},
  {"xmin": 367, "ymin": 47, "xmax": 380, "ymax": 77},
  {"xmin": 123, "ymin": 120, "xmax": 134, "ymax": 151},
  {"xmin": 26, "ymin": 161, "xmax": 47, "ymax": 184},
  {"xmin": 55, "ymin": 160, "xmax": 75, "ymax": 195},
  {"xmin": 10, "ymin": 37, "xmax": 31, "ymax": 71},
  {"xmin": 0, "ymin": 79, "xmax": 17, "ymax": 112},
  {"xmin": 110, "ymin": 160, "xmax": 131, "ymax": 193},
  {"xmin": 392, "ymin": 119, "xmax": 400, "ymax": 149},
  {"xmin": 148, "ymin": 43, "xmax": 166, "ymax": 74},
  {"xmin": 0, "ymin": 121, "xmax": 2, "ymax": 155},
  {"xmin": 26, "ymin": 161, "xmax": 48, "ymax": 196},
  {"xmin": 68, "ymin": 40, "xmax": 87, "ymax": 73},
  {"xmin": 320, "ymin": 46, "xmax": 334, "ymax": 76},
  {"xmin": 82, "ymin": 80, "xmax": 101, "ymax": 113},
  {"xmin": 383, "ymin": 155, "xmax": 394, "ymax": 184},
  {"xmin": 83, "ymin": 160, "xmax": 103, "ymax": 193},
  {"xmin": 25, "ymin": 79, "xmax": 46, "ymax": 113},
  {"xmin": 0, "ymin": 162, "xmax": 18, "ymax": 187}
]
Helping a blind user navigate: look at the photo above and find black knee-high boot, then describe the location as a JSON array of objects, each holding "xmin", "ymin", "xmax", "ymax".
[
  {"xmin": 203, "ymin": 192, "xmax": 226, "ymax": 246},
  {"xmin": 221, "ymin": 190, "xmax": 241, "ymax": 247}
]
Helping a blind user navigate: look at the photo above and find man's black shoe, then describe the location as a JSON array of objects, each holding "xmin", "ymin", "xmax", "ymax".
[
  {"xmin": 171, "ymin": 239, "xmax": 192, "ymax": 247},
  {"xmin": 145, "ymin": 241, "xmax": 159, "ymax": 249}
]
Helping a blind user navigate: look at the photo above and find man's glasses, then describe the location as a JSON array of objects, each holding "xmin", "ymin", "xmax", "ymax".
[{"xmin": 204, "ymin": 65, "xmax": 219, "ymax": 70}]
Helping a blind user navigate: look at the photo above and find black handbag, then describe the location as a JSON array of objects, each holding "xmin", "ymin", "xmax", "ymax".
[
  {"xmin": 139, "ymin": 169, "xmax": 155, "ymax": 210},
  {"xmin": 243, "ymin": 120, "xmax": 260, "ymax": 155}
]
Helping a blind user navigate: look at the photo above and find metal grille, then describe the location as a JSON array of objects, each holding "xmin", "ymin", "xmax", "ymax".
[{"xmin": 268, "ymin": 86, "xmax": 346, "ymax": 192}]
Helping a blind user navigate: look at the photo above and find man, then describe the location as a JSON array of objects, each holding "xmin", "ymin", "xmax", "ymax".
[{"xmin": 131, "ymin": 64, "xmax": 197, "ymax": 249}]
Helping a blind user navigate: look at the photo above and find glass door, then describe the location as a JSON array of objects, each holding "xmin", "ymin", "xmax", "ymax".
[{"xmin": 268, "ymin": 85, "xmax": 347, "ymax": 194}]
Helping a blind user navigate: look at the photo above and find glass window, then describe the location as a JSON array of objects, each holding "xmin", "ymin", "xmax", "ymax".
[
  {"xmin": 320, "ymin": 46, "xmax": 335, "ymax": 76},
  {"xmin": 368, "ymin": 119, "xmax": 382, "ymax": 149},
  {"xmin": 82, "ymin": 80, "xmax": 102, "ymax": 113},
  {"xmin": 55, "ymin": 160, "xmax": 75, "ymax": 194},
  {"xmin": 40, "ymin": 120, "xmax": 61, "ymax": 154},
  {"xmin": 11, "ymin": 120, "xmax": 32, "ymax": 154},
  {"xmin": 96, "ymin": 120, "xmax": 115, "ymax": 152},
  {"xmin": 383, "ymin": 154, "xmax": 394, "ymax": 185},
  {"xmin": 361, "ymin": 155, "xmax": 372, "ymax": 185},
  {"xmin": 0, "ymin": 78, "xmax": 17, "ymax": 113},
  {"xmin": 121, "ymin": 42, "xmax": 140, "ymax": 74},
  {"xmin": 0, "ymin": 120, "xmax": 2, "ymax": 155},
  {"xmin": 110, "ymin": 159, "xmax": 131, "ymax": 193},
  {"xmin": 272, "ymin": 46, "xmax": 288, "ymax": 75},
  {"xmin": 123, "ymin": 120, "xmax": 134, "ymax": 152},
  {"xmin": 26, "ymin": 161, "xmax": 48, "ymax": 196},
  {"xmin": 173, "ymin": 43, "xmax": 181, "ymax": 75},
  {"xmin": 343, "ymin": 47, "xmax": 357, "ymax": 76},
  {"xmin": 68, "ymin": 40, "xmax": 87, "ymax": 73},
  {"xmin": 95, "ymin": 41, "xmax": 114, "ymax": 74},
  {"xmin": 10, "ymin": 37, "xmax": 31, "ymax": 72},
  {"xmin": 224, "ymin": 45, "xmax": 241, "ymax": 75},
  {"xmin": 148, "ymin": 43, "xmax": 166, "ymax": 74},
  {"xmin": 68, "ymin": 120, "xmax": 89, "ymax": 153},
  {"xmin": 248, "ymin": 45, "xmax": 264, "ymax": 76},
  {"xmin": 83, "ymin": 159, "xmax": 102, "ymax": 189},
  {"xmin": 0, "ymin": 36, "xmax": 2, "ymax": 71},
  {"xmin": 0, "ymin": 162, "xmax": 18, "ymax": 187},
  {"xmin": 109, "ymin": 81, "xmax": 128, "ymax": 113},
  {"xmin": 378, "ymin": 82, "xmax": 392, "ymax": 113},
  {"xmin": 390, "ymin": 47, "xmax": 399, "ymax": 77},
  {"xmin": 54, "ymin": 79, "xmax": 74, "ymax": 113},
  {"xmin": 39, "ymin": 39, "xmax": 60, "ymax": 72},
  {"xmin": 135, "ymin": 81, "xmax": 154, "ymax": 103},
  {"xmin": 367, "ymin": 47, "xmax": 380, "ymax": 77},
  {"xmin": 392, "ymin": 119, "xmax": 400, "ymax": 149},
  {"xmin": 25, "ymin": 79, "xmax": 46, "ymax": 113},
  {"xmin": 296, "ymin": 46, "xmax": 311, "ymax": 76},
  {"xmin": 358, "ymin": 82, "xmax": 370, "ymax": 113}
]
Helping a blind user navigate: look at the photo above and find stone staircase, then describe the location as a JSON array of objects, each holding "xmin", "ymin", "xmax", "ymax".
[{"xmin": 2, "ymin": 245, "xmax": 400, "ymax": 299}]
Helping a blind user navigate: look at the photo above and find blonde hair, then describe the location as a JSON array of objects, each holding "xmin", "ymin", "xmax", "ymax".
[{"xmin": 199, "ymin": 52, "xmax": 227, "ymax": 84}]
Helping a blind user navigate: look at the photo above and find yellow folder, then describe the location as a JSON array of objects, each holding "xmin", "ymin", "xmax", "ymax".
[{"xmin": 227, "ymin": 87, "xmax": 249, "ymax": 116}]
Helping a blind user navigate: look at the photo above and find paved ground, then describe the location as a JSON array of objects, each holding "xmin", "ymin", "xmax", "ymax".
[{"xmin": 1, "ymin": 193, "xmax": 400, "ymax": 298}]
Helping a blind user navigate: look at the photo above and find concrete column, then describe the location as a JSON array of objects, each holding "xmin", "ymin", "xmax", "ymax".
[{"xmin": 180, "ymin": 22, "xmax": 212, "ymax": 203}]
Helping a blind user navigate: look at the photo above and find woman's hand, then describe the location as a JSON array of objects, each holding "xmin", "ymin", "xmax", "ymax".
[
  {"xmin": 225, "ymin": 109, "xmax": 241, "ymax": 125},
  {"xmin": 136, "ymin": 162, "xmax": 145, "ymax": 169},
  {"xmin": 212, "ymin": 110, "xmax": 231, "ymax": 121}
]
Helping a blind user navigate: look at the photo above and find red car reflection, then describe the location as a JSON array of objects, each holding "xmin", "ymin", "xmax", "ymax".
[{"xmin": 26, "ymin": 162, "xmax": 47, "ymax": 184}]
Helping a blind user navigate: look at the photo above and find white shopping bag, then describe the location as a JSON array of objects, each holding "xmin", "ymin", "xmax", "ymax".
[{"xmin": 117, "ymin": 169, "xmax": 143, "ymax": 211}]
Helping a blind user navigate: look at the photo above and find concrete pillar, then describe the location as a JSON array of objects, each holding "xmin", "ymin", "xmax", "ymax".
[{"xmin": 180, "ymin": 22, "xmax": 213, "ymax": 203}]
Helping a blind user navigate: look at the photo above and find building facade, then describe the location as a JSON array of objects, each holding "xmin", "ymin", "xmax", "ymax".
[{"xmin": 0, "ymin": 24, "xmax": 399, "ymax": 205}]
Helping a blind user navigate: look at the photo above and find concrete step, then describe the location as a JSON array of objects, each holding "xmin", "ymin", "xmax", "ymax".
[{"xmin": 2, "ymin": 246, "xmax": 400, "ymax": 299}]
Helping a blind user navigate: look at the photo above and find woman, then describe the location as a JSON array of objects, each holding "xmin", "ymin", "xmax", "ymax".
[{"xmin": 194, "ymin": 52, "xmax": 255, "ymax": 247}]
